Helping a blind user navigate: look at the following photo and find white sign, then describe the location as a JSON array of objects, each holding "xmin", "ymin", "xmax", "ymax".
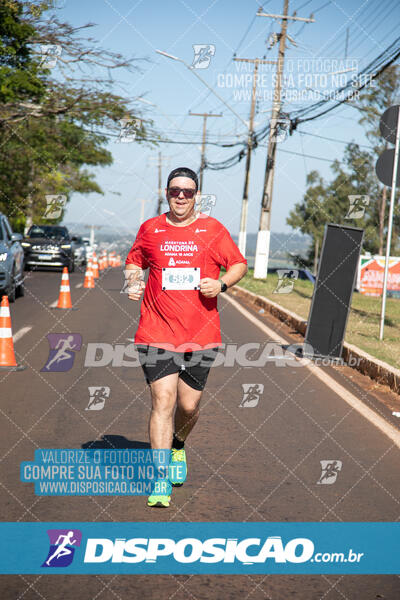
[{"xmin": 162, "ymin": 267, "xmax": 200, "ymax": 290}]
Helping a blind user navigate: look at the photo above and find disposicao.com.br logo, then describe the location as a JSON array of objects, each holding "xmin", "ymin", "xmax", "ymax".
[
  {"xmin": 82, "ymin": 536, "xmax": 363, "ymax": 566},
  {"xmin": 0, "ymin": 522, "xmax": 391, "ymax": 574},
  {"xmin": 84, "ymin": 535, "xmax": 311, "ymax": 564}
]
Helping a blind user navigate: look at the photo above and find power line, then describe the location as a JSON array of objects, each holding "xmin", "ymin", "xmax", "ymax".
[
  {"xmin": 291, "ymin": 35, "xmax": 400, "ymax": 124},
  {"xmin": 313, "ymin": 1, "xmax": 373, "ymax": 58},
  {"xmin": 294, "ymin": 0, "xmax": 330, "ymax": 36},
  {"xmin": 298, "ymin": 130, "xmax": 373, "ymax": 148},
  {"xmin": 188, "ymin": 10, "xmax": 260, "ymax": 114},
  {"xmin": 188, "ymin": 111, "xmax": 222, "ymax": 192},
  {"xmin": 234, "ymin": 14, "xmax": 259, "ymax": 56},
  {"xmin": 276, "ymin": 146, "xmax": 344, "ymax": 163},
  {"xmin": 203, "ymin": 35, "xmax": 400, "ymax": 171},
  {"xmin": 294, "ymin": 0, "xmax": 314, "ymax": 11},
  {"xmin": 349, "ymin": 0, "xmax": 398, "ymax": 56}
]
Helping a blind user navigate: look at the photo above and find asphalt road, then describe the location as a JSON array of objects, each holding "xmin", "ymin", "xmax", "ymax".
[{"xmin": 1, "ymin": 266, "xmax": 399, "ymax": 599}]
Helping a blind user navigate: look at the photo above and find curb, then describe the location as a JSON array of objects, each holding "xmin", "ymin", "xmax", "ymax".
[{"xmin": 231, "ymin": 285, "xmax": 400, "ymax": 396}]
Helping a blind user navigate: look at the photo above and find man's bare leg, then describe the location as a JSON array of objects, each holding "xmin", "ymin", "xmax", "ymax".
[
  {"xmin": 174, "ymin": 378, "xmax": 202, "ymax": 442},
  {"xmin": 149, "ymin": 373, "xmax": 179, "ymax": 449}
]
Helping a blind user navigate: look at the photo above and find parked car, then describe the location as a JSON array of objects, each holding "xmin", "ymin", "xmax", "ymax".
[
  {"xmin": 22, "ymin": 225, "xmax": 75, "ymax": 272},
  {"xmin": 71, "ymin": 235, "xmax": 87, "ymax": 267},
  {"xmin": 0, "ymin": 213, "xmax": 25, "ymax": 302}
]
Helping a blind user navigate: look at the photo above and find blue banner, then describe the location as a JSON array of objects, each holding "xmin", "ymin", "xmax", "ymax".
[
  {"xmin": 0, "ymin": 522, "xmax": 399, "ymax": 574},
  {"xmin": 20, "ymin": 449, "xmax": 185, "ymax": 495}
]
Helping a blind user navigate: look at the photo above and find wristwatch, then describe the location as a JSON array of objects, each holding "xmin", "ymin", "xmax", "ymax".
[{"xmin": 219, "ymin": 280, "xmax": 228, "ymax": 293}]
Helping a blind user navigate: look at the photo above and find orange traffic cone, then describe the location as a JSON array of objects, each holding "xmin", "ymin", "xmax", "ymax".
[
  {"xmin": 55, "ymin": 267, "xmax": 73, "ymax": 309},
  {"xmin": 103, "ymin": 253, "xmax": 109, "ymax": 269},
  {"xmin": 98, "ymin": 254, "xmax": 104, "ymax": 271},
  {"xmin": 83, "ymin": 262, "xmax": 95, "ymax": 289},
  {"xmin": 116, "ymin": 255, "xmax": 121, "ymax": 267},
  {"xmin": 92, "ymin": 253, "xmax": 99, "ymax": 278},
  {"xmin": 0, "ymin": 296, "xmax": 24, "ymax": 370}
]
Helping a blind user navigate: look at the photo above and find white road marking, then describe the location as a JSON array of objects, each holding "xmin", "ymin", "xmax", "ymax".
[
  {"xmin": 13, "ymin": 326, "xmax": 32, "ymax": 342},
  {"xmin": 76, "ymin": 283, "xmax": 83, "ymax": 288},
  {"xmin": 225, "ymin": 293, "xmax": 400, "ymax": 448}
]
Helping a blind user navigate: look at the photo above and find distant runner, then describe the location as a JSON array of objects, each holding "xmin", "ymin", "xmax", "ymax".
[{"xmin": 125, "ymin": 167, "xmax": 247, "ymax": 507}]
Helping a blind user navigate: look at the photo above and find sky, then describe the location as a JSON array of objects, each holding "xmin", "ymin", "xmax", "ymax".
[{"xmin": 56, "ymin": 0, "xmax": 400, "ymax": 238}]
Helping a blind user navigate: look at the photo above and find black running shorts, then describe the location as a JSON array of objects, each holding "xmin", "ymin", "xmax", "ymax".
[{"xmin": 136, "ymin": 345, "xmax": 219, "ymax": 391}]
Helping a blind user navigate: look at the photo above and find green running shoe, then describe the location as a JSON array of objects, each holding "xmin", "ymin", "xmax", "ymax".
[
  {"xmin": 170, "ymin": 447, "xmax": 187, "ymax": 487},
  {"xmin": 147, "ymin": 493, "xmax": 171, "ymax": 508},
  {"xmin": 147, "ymin": 479, "xmax": 172, "ymax": 508}
]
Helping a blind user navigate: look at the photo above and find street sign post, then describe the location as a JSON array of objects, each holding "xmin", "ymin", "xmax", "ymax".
[{"xmin": 375, "ymin": 105, "xmax": 400, "ymax": 340}]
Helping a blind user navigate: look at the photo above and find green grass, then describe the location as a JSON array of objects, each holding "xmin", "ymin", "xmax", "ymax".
[{"xmin": 238, "ymin": 270, "xmax": 400, "ymax": 370}]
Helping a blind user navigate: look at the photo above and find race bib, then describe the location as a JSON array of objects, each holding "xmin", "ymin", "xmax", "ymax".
[{"xmin": 162, "ymin": 267, "xmax": 200, "ymax": 290}]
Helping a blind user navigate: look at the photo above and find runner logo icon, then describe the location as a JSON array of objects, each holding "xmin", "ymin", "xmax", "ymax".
[
  {"xmin": 345, "ymin": 195, "xmax": 370, "ymax": 219},
  {"xmin": 39, "ymin": 44, "xmax": 62, "ymax": 68},
  {"xmin": 43, "ymin": 194, "xmax": 67, "ymax": 219},
  {"xmin": 273, "ymin": 270, "xmax": 299, "ymax": 294},
  {"xmin": 41, "ymin": 333, "xmax": 82, "ymax": 372},
  {"xmin": 191, "ymin": 44, "xmax": 215, "ymax": 69},
  {"xmin": 240, "ymin": 383, "xmax": 264, "ymax": 407},
  {"xmin": 317, "ymin": 460, "xmax": 343, "ymax": 485},
  {"xmin": 195, "ymin": 193, "xmax": 216, "ymax": 216},
  {"xmin": 86, "ymin": 386, "xmax": 110, "ymax": 410},
  {"xmin": 42, "ymin": 529, "xmax": 82, "ymax": 567}
]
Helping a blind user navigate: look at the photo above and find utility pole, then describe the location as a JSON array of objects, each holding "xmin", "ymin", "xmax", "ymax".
[
  {"xmin": 344, "ymin": 27, "xmax": 349, "ymax": 59},
  {"xmin": 148, "ymin": 153, "xmax": 169, "ymax": 215},
  {"xmin": 254, "ymin": 1, "xmax": 315, "ymax": 278},
  {"xmin": 157, "ymin": 151, "xmax": 163, "ymax": 215},
  {"xmin": 85, "ymin": 224, "xmax": 103, "ymax": 247},
  {"xmin": 189, "ymin": 112, "xmax": 222, "ymax": 193},
  {"xmin": 234, "ymin": 57, "xmax": 277, "ymax": 256},
  {"xmin": 138, "ymin": 198, "xmax": 152, "ymax": 226}
]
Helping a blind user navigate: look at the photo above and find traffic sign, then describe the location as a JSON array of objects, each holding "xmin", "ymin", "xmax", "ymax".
[
  {"xmin": 375, "ymin": 148, "xmax": 400, "ymax": 187},
  {"xmin": 375, "ymin": 105, "xmax": 400, "ymax": 187},
  {"xmin": 379, "ymin": 105, "xmax": 400, "ymax": 144}
]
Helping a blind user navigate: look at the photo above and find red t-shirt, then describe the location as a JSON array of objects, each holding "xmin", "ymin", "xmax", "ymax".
[{"xmin": 125, "ymin": 213, "xmax": 246, "ymax": 351}]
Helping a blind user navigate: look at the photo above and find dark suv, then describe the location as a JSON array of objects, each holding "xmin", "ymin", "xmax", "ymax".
[
  {"xmin": 0, "ymin": 213, "xmax": 25, "ymax": 302},
  {"xmin": 22, "ymin": 225, "xmax": 75, "ymax": 272}
]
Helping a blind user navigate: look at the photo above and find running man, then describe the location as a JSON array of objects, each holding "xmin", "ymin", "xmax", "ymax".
[
  {"xmin": 87, "ymin": 387, "xmax": 108, "ymax": 410},
  {"xmin": 45, "ymin": 531, "xmax": 77, "ymax": 566},
  {"xmin": 125, "ymin": 167, "xmax": 247, "ymax": 507},
  {"xmin": 45, "ymin": 335, "xmax": 77, "ymax": 371}
]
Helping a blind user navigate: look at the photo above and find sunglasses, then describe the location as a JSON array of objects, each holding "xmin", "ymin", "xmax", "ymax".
[{"xmin": 168, "ymin": 187, "xmax": 197, "ymax": 199}]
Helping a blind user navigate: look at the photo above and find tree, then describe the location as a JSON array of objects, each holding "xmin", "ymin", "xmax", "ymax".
[
  {"xmin": 287, "ymin": 143, "xmax": 385, "ymax": 267},
  {"xmin": 0, "ymin": 0, "xmax": 154, "ymax": 230},
  {"xmin": 286, "ymin": 170, "xmax": 327, "ymax": 274},
  {"xmin": 287, "ymin": 66, "xmax": 400, "ymax": 263},
  {"xmin": 0, "ymin": 0, "xmax": 45, "ymax": 106},
  {"xmin": 356, "ymin": 65, "xmax": 400, "ymax": 254}
]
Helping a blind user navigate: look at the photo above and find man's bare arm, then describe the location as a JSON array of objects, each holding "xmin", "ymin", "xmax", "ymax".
[
  {"xmin": 125, "ymin": 264, "xmax": 146, "ymax": 301},
  {"xmin": 200, "ymin": 262, "xmax": 248, "ymax": 298},
  {"xmin": 220, "ymin": 262, "xmax": 248, "ymax": 288}
]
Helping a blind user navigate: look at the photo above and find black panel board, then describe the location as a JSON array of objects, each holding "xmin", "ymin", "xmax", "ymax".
[{"xmin": 304, "ymin": 224, "xmax": 364, "ymax": 359}]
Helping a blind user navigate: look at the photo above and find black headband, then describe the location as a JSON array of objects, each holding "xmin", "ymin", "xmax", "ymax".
[{"xmin": 167, "ymin": 167, "xmax": 198, "ymax": 190}]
